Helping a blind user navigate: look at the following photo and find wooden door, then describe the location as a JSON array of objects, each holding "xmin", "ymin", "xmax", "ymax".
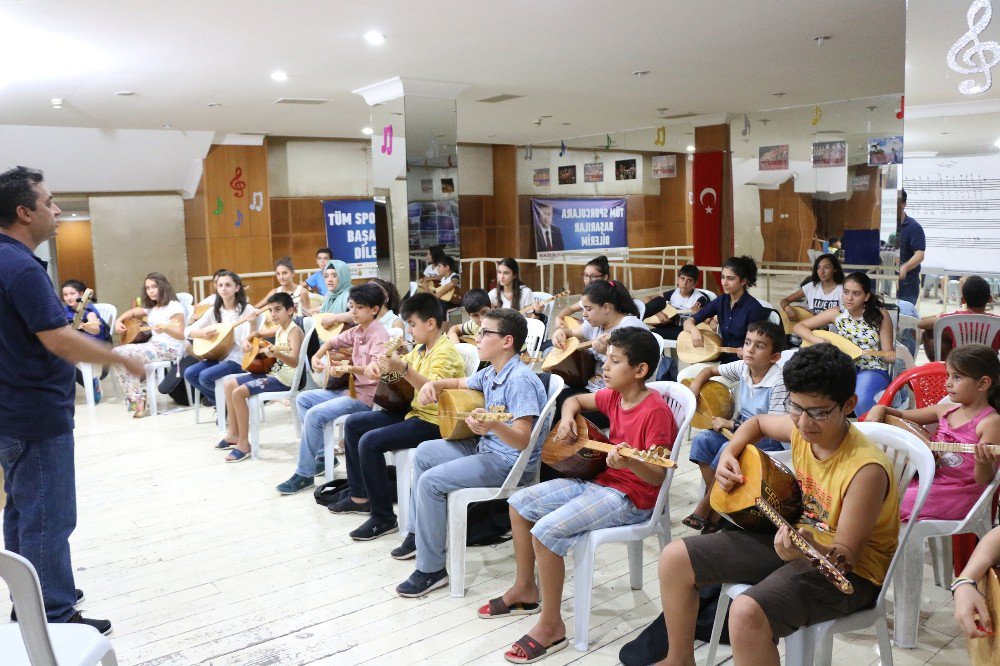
[{"xmin": 55, "ymin": 219, "xmax": 96, "ymax": 291}]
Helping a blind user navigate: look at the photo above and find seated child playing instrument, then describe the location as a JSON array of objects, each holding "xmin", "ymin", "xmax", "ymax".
[
  {"xmin": 683, "ymin": 321, "xmax": 788, "ymax": 533},
  {"xmin": 657, "ymin": 344, "xmax": 899, "ymax": 666},
  {"xmin": 918, "ymin": 275, "xmax": 999, "ymax": 361},
  {"xmin": 480, "ymin": 327, "xmax": 677, "ymax": 664},
  {"xmin": 643, "ymin": 263, "xmax": 709, "ymax": 340},
  {"xmin": 447, "ymin": 288, "xmax": 491, "ymax": 343}
]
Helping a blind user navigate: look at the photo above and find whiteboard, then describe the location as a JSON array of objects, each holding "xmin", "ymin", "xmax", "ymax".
[{"xmin": 902, "ymin": 154, "xmax": 1000, "ymax": 273}]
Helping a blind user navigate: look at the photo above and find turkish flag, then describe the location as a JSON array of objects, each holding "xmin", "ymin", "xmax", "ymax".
[{"xmin": 692, "ymin": 151, "xmax": 725, "ymax": 288}]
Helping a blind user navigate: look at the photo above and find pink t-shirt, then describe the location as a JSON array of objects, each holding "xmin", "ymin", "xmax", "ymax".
[
  {"xmin": 324, "ymin": 320, "xmax": 389, "ymax": 407},
  {"xmin": 900, "ymin": 405, "xmax": 996, "ymax": 521},
  {"xmin": 593, "ymin": 388, "xmax": 678, "ymax": 510}
]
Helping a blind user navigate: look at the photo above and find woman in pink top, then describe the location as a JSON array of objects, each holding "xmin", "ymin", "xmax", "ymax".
[
  {"xmin": 867, "ymin": 344, "xmax": 1000, "ymax": 520},
  {"xmin": 275, "ymin": 283, "xmax": 391, "ymax": 495}
]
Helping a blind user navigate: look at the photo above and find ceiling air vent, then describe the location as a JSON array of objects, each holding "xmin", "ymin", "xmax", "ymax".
[
  {"xmin": 477, "ymin": 94, "xmax": 523, "ymax": 103},
  {"xmin": 660, "ymin": 112, "xmax": 697, "ymax": 120},
  {"xmin": 272, "ymin": 98, "xmax": 329, "ymax": 105}
]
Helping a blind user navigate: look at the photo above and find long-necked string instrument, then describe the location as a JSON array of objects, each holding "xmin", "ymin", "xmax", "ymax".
[
  {"xmin": 519, "ymin": 291, "xmax": 570, "ymax": 315},
  {"xmin": 643, "ymin": 304, "xmax": 693, "ymax": 326},
  {"xmin": 879, "ymin": 414, "xmax": 1000, "ymax": 455},
  {"xmin": 437, "ymin": 389, "xmax": 513, "ymax": 439},
  {"xmin": 710, "ymin": 444, "xmax": 853, "ymax": 594},
  {"xmin": 541, "ymin": 337, "xmax": 597, "ymax": 388},
  {"xmin": 242, "ymin": 338, "xmax": 291, "ymax": 373},
  {"xmin": 120, "ymin": 320, "xmax": 184, "ymax": 345},
  {"xmin": 800, "ymin": 330, "xmax": 895, "ymax": 360},
  {"xmin": 312, "ymin": 315, "xmax": 352, "ymax": 343},
  {"xmin": 968, "ymin": 567, "xmax": 1000, "ymax": 664},
  {"xmin": 681, "ymin": 378, "xmax": 735, "ymax": 431},
  {"xmin": 540, "ymin": 414, "xmax": 676, "ymax": 479},
  {"xmin": 192, "ymin": 304, "xmax": 272, "ymax": 361},
  {"xmin": 562, "ymin": 314, "xmax": 583, "ymax": 333},
  {"xmin": 777, "ymin": 305, "xmax": 815, "ymax": 335},
  {"xmin": 676, "ymin": 329, "xmax": 741, "ymax": 364},
  {"xmin": 71, "ymin": 288, "xmax": 95, "ymax": 330},
  {"xmin": 373, "ymin": 336, "xmax": 414, "ymax": 414}
]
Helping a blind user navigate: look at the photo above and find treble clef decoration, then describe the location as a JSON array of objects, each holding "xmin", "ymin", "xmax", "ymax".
[
  {"xmin": 230, "ymin": 167, "xmax": 247, "ymax": 198},
  {"xmin": 947, "ymin": 0, "xmax": 1000, "ymax": 95}
]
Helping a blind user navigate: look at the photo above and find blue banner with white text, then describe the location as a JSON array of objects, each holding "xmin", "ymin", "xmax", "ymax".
[
  {"xmin": 530, "ymin": 198, "xmax": 627, "ymax": 258},
  {"xmin": 323, "ymin": 199, "xmax": 378, "ymax": 279}
]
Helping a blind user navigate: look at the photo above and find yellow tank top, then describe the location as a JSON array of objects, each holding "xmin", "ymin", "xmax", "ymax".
[
  {"xmin": 268, "ymin": 322, "xmax": 300, "ymax": 387},
  {"xmin": 791, "ymin": 424, "xmax": 899, "ymax": 585}
]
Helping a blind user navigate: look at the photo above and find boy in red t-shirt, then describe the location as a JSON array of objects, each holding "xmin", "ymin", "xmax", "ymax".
[
  {"xmin": 919, "ymin": 275, "xmax": 999, "ymax": 360},
  {"xmin": 478, "ymin": 327, "xmax": 677, "ymax": 662}
]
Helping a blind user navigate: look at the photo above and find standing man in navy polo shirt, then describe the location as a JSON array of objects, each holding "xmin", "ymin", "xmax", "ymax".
[
  {"xmin": 0, "ymin": 166, "xmax": 144, "ymax": 634},
  {"xmin": 897, "ymin": 189, "xmax": 925, "ymax": 305}
]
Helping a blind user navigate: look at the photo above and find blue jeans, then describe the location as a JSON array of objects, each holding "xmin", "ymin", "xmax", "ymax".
[
  {"xmin": 184, "ymin": 359, "xmax": 243, "ymax": 405},
  {"xmin": 409, "ymin": 438, "xmax": 527, "ymax": 572},
  {"xmin": 855, "ymin": 368, "xmax": 891, "ymax": 417},
  {"xmin": 343, "ymin": 411, "xmax": 442, "ymax": 524},
  {"xmin": 0, "ymin": 432, "xmax": 78, "ymax": 621},
  {"xmin": 897, "ymin": 274, "xmax": 920, "ymax": 305},
  {"xmin": 294, "ymin": 389, "xmax": 369, "ymax": 478},
  {"xmin": 896, "ymin": 299, "xmax": 919, "ymax": 359},
  {"xmin": 689, "ymin": 430, "xmax": 786, "ymax": 469}
]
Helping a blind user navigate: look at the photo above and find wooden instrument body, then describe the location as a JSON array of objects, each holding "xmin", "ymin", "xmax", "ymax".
[
  {"xmin": 190, "ymin": 302, "xmax": 212, "ymax": 322},
  {"xmin": 193, "ymin": 305, "xmax": 271, "ymax": 361},
  {"xmin": 968, "ymin": 567, "xmax": 1000, "ymax": 665},
  {"xmin": 541, "ymin": 337, "xmax": 596, "ymax": 389},
  {"xmin": 682, "ymin": 378, "xmax": 735, "ymax": 430},
  {"xmin": 710, "ymin": 444, "xmax": 802, "ymax": 533},
  {"xmin": 371, "ymin": 337, "xmax": 413, "ymax": 414},
  {"xmin": 562, "ymin": 315, "xmax": 583, "ymax": 333},
  {"xmin": 438, "ymin": 389, "xmax": 486, "ymax": 440},
  {"xmin": 644, "ymin": 304, "xmax": 691, "ymax": 326},
  {"xmin": 778, "ymin": 305, "xmax": 814, "ymax": 334},
  {"xmin": 242, "ymin": 339, "xmax": 290, "ymax": 373},
  {"xmin": 676, "ymin": 329, "xmax": 738, "ymax": 364},
  {"xmin": 313, "ymin": 316, "xmax": 346, "ymax": 343},
  {"xmin": 541, "ymin": 415, "xmax": 612, "ymax": 479},
  {"xmin": 120, "ymin": 318, "xmax": 151, "ymax": 345},
  {"xmin": 883, "ymin": 415, "xmax": 932, "ymax": 443},
  {"xmin": 519, "ymin": 291, "xmax": 569, "ymax": 315},
  {"xmin": 801, "ymin": 329, "xmax": 893, "ymax": 359}
]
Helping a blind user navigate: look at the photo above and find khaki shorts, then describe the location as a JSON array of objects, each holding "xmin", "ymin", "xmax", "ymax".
[{"xmin": 683, "ymin": 530, "xmax": 880, "ymax": 639}]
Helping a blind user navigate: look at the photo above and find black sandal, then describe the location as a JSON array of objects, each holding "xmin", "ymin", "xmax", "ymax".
[
  {"xmin": 701, "ymin": 520, "xmax": 724, "ymax": 535},
  {"xmin": 682, "ymin": 514, "xmax": 707, "ymax": 530}
]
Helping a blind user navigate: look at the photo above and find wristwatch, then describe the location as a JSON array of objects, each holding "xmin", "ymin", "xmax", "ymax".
[{"xmin": 950, "ymin": 577, "xmax": 978, "ymax": 594}]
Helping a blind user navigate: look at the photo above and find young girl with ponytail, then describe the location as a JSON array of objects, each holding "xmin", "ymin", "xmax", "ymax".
[{"xmin": 867, "ymin": 343, "xmax": 1000, "ymax": 520}]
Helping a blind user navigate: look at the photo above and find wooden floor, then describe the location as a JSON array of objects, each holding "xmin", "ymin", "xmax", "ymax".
[
  {"xmin": 0, "ymin": 283, "xmax": 980, "ymax": 664},
  {"xmin": 0, "ymin": 387, "xmax": 973, "ymax": 665}
]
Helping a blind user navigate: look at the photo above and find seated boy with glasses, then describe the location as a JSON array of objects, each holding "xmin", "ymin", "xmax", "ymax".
[
  {"xmin": 657, "ymin": 344, "xmax": 899, "ymax": 666},
  {"xmin": 390, "ymin": 308, "xmax": 547, "ymax": 597}
]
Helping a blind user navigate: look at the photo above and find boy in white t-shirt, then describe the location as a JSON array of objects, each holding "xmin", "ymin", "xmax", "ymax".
[{"xmin": 645, "ymin": 264, "xmax": 711, "ymax": 381}]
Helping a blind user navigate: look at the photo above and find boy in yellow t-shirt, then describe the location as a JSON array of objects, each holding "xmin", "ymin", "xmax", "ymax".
[
  {"xmin": 657, "ymin": 344, "xmax": 898, "ymax": 665},
  {"xmin": 332, "ymin": 293, "xmax": 467, "ymax": 541}
]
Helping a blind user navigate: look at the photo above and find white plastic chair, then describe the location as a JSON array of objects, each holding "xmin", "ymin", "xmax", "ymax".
[
  {"xmin": 893, "ymin": 466, "xmax": 1000, "ymax": 648},
  {"xmin": 524, "ymin": 317, "xmax": 545, "ymax": 361},
  {"xmin": 193, "ymin": 377, "xmax": 228, "ymax": 432},
  {"xmin": 176, "ymin": 292, "xmax": 194, "ymax": 308},
  {"xmin": 755, "ymin": 297, "xmax": 782, "ymax": 327},
  {"xmin": 633, "ymin": 298, "xmax": 646, "ymax": 320},
  {"xmin": 932, "ymin": 313, "xmax": 1000, "ymax": 361},
  {"xmin": 704, "ymin": 421, "xmax": 936, "ymax": 666},
  {"xmin": 446, "ymin": 373, "xmax": 564, "ymax": 597},
  {"xmin": 0, "ymin": 549, "xmax": 117, "ymax": 666},
  {"xmin": 571, "ymin": 381, "xmax": 696, "ymax": 651},
  {"xmin": 698, "ymin": 288, "xmax": 717, "ymax": 301},
  {"xmin": 454, "ymin": 343, "xmax": 481, "ymax": 377},
  {"xmin": 247, "ymin": 318, "xmax": 314, "ymax": 460},
  {"xmin": 78, "ymin": 303, "xmax": 117, "ymax": 406}
]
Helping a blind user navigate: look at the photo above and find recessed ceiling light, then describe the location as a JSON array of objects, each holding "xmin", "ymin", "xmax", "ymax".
[
  {"xmin": 772, "ymin": 92, "xmax": 786, "ymax": 98},
  {"xmin": 686, "ymin": 145, "xmax": 695, "ymax": 152},
  {"xmin": 270, "ymin": 70, "xmax": 288, "ymax": 82},
  {"xmin": 361, "ymin": 127, "xmax": 374, "ymax": 135},
  {"xmin": 162, "ymin": 123, "xmax": 172, "ymax": 129},
  {"xmin": 814, "ymin": 35, "xmax": 832, "ymax": 46},
  {"xmin": 364, "ymin": 31, "xmax": 385, "ymax": 45},
  {"xmin": 633, "ymin": 70, "xmax": 650, "ymax": 78},
  {"xmin": 114, "ymin": 90, "xmax": 136, "ymax": 96},
  {"xmin": 50, "ymin": 98, "xmax": 63, "ymax": 109},
  {"xmin": 207, "ymin": 102, "xmax": 221, "ymax": 107}
]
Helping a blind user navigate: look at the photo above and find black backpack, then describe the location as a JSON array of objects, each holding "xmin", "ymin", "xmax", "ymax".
[{"xmin": 618, "ymin": 585, "xmax": 730, "ymax": 665}]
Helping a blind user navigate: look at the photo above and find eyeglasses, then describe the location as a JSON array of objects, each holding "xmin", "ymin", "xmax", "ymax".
[
  {"xmin": 582, "ymin": 272, "xmax": 603, "ymax": 281},
  {"xmin": 475, "ymin": 328, "xmax": 504, "ymax": 340},
  {"xmin": 783, "ymin": 396, "xmax": 840, "ymax": 422}
]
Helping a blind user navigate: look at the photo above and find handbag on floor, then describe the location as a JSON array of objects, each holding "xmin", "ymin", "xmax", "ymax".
[{"xmin": 618, "ymin": 584, "xmax": 729, "ymax": 666}]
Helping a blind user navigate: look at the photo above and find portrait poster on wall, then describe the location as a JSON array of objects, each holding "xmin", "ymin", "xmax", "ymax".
[
  {"xmin": 615, "ymin": 159, "xmax": 637, "ymax": 180},
  {"xmin": 759, "ymin": 145, "xmax": 789, "ymax": 171},
  {"xmin": 323, "ymin": 199, "xmax": 378, "ymax": 279},
  {"xmin": 651, "ymin": 154, "xmax": 677, "ymax": 178},
  {"xmin": 531, "ymin": 197, "xmax": 627, "ymax": 259},
  {"xmin": 584, "ymin": 162, "xmax": 604, "ymax": 182}
]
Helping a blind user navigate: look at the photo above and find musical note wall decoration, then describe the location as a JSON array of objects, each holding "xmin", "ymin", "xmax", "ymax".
[
  {"xmin": 811, "ymin": 105, "xmax": 822, "ymax": 126},
  {"xmin": 249, "ymin": 191, "xmax": 264, "ymax": 212},
  {"xmin": 381, "ymin": 125, "xmax": 393, "ymax": 155},
  {"xmin": 559, "ymin": 140, "xmax": 567, "ymax": 157},
  {"xmin": 229, "ymin": 167, "xmax": 247, "ymax": 198},
  {"xmin": 947, "ymin": 0, "xmax": 1000, "ymax": 95},
  {"xmin": 212, "ymin": 196, "xmax": 224, "ymax": 215},
  {"xmin": 235, "ymin": 211, "xmax": 243, "ymax": 227},
  {"xmin": 654, "ymin": 126, "xmax": 666, "ymax": 146}
]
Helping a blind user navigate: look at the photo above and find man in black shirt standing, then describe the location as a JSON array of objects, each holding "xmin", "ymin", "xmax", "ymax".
[{"xmin": 0, "ymin": 166, "xmax": 143, "ymax": 634}]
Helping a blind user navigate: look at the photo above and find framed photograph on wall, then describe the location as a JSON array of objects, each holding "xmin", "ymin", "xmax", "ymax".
[
  {"xmin": 533, "ymin": 168, "xmax": 550, "ymax": 186},
  {"xmin": 868, "ymin": 136, "xmax": 903, "ymax": 166},
  {"xmin": 651, "ymin": 154, "xmax": 677, "ymax": 178},
  {"xmin": 759, "ymin": 145, "xmax": 789, "ymax": 171},
  {"xmin": 440, "ymin": 178, "xmax": 455, "ymax": 193},
  {"xmin": 584, "ymin": 162, "xmax": 604, "ymax": 182},
  {"xmin": 811, "ymin": 141, "xmax": 846, "ymax": 168},
  {"xmin": 558, "ymin": 165, "xmax": 577, "ymax": 184},
  {"xmin": 615, "ymin": 158, "xmax": 637, "ymax": 180}
]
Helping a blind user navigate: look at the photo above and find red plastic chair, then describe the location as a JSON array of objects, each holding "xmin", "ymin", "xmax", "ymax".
[{"xmin": 875, "ymin": 361, "xmax": 948, "ymax": 409}]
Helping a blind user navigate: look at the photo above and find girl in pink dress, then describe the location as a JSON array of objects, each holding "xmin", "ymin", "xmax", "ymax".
[{"xmin": 867, "ymin": 344, "xmax": 1000, "ymax": 521}]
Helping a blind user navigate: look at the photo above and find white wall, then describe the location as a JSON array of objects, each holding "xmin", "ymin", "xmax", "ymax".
[
  {"xmin": 457, "ymin": 145, "xmax": 493, "ymax": 195},
  {"xmin": 267, "ymin": 139, "xmax": 372, "ymax": 197},
  {"xmin": 89, "ymin": 194, "xmax": 187, "ymax": 309},
  {"xmin": 516, "ymin": 147, "xmax": 660, "ymax": 196},
  {"xmin": 406, "ymin": 165, "xmax": 458, "ymax": 201}
]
